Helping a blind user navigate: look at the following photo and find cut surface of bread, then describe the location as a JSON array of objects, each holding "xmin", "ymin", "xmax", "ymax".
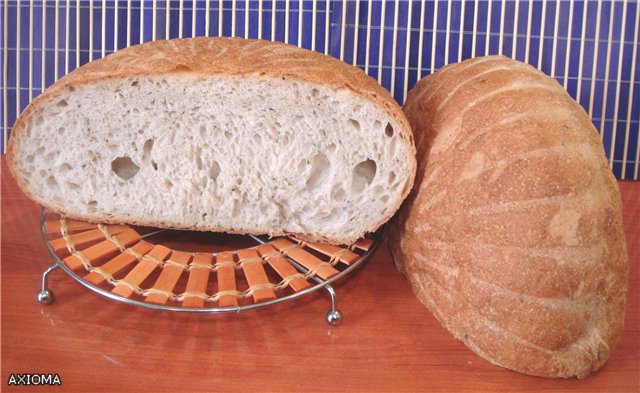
[
  {"xmin": 388, "ymin": 55, "xmax": 628, "ymax": 378},
  {"xmin": 7, "ymin": 38, "xmax": 416, "ymax": 245}
]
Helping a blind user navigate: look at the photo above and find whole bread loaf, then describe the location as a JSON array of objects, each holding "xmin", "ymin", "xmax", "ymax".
[
  {"xmin": 7, "ymin": 37, "xmax": 416, "ymax": 245},
  {"xmin": 388, "ymin": 56, "xmax": 628, "ymax": 378}
]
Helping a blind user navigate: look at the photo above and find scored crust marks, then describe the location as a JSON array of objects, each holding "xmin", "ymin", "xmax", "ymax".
[{"xmin": 391, "ymin": 56, "xmax": 628, "ymax": 378}]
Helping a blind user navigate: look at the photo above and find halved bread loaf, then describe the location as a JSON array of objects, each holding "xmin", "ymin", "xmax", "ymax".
[
  {"xmin": 388, "ymin": 56, "xmax": 628, "ymax": 378},
  {"xmin": 7, "ymin": 37, "xmax": 416, "ymax": 245}
]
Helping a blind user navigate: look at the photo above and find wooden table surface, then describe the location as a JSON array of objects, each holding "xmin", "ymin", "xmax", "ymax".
[{"xmin": 2, "ymin": 157, "xmax": 638, "ymax": 393}]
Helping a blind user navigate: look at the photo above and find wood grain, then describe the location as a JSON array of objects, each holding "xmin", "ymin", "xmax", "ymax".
[{"xmin": 1, "ymin": 158, "xmax": 638, "ymax": 393}]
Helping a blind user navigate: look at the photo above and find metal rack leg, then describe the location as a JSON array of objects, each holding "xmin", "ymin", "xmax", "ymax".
[
  {"xmin": 324, "ymin": 284, "xmax": 342, "ymax": 326},
  {"xmin": 37, "ymin": 264, "xmax": 59, "ymax": 305}
]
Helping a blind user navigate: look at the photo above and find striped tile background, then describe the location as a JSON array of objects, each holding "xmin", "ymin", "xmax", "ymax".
[{"xmin": 1, "ymin": 1, "xmax": 639, "ymax": 179}]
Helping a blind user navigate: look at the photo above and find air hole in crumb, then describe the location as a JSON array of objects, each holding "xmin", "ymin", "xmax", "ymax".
[
  {"xmin": 67, "ymin": 182, "xmax": 80, "ymax": 190},
  {"xmin": 331, "ymin": 184, "xmax": 347, "ymax": 202},
  {"xmin": 224, "ymin": 130, "xmax": 232, "ymax": 139},
  {"xmin": 388, "ymin": 171, "xmax": 396, "ymax": 185},
  {"xmin": 385, "ymin": 123, "xmax": 394, "ymax": 137},
  {"xmin": 59, "ymin": 163, "xmax": 72, "ymax": 174},
  {"xmin": 209, "ymin": 161, "xmax": 221, "ymax": 182},
  {"xmin": 348, "ymin": 119, "xmax": 361, "ymax": 131},
  {"xmin": 194, "ymin": 147, "xmax": 203, "ymax": 170},
  {"xmin": 57, "ymin": 127, "xmax": 65, "ymax": 135},
  {"xmin": 86, "ymin": 200, "xmax": 98, "ymax": 212},
  {"xmin": 306, "ymin": 153, "xmax": 330, "ymax": 190},
  {"xmin": 131, "ymin": 80, "xmax": 139, "ymax": 86},
  {"xmin": 151, "ymin": 160, "xmax": 158, "ymax": 171},
  {"xmin": 199, "ymin": 125, "xmax": 206, "ymax": 139},
  {"xmin": 111, "ymin": 156, "xmax": 140, "ymax": 181},
  {"xmin": 315, "ymin": 208, "xmax": 340, "ymax": 224},
  {"xmin": 56, "ymin": 99, "xmax": 68, "ymax": 107},
  {"xmin": 26, "ymin": 155, "xmax": 35, "ymax": 163},
  {"xmin": 380, "ymin": 195, "xmax": 390, "ymax": 204},
  {"xmin": 253, "ymin": 133, "xmax": 262, "ymax": 144},
  {"xmin": 142, "ymin": 138, "xmax": 154, "ymax": 163},
  {"xmin": 311, "ymin": 88, "xmax": 319, "ymax": 97},
  {"xmin": 164, "ymin": 179, "xmax": 174, "ymax": 189},
  {"xmin": 46, "ymin": 176, "xmax": 58, "ymax": 188},
  {"xmin": 351, "ymin": 159, "xmax": 377, "ymax": 193}
]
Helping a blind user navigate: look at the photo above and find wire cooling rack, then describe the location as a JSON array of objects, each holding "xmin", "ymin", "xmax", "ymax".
[{"xmin": 37, "ymin": 208, "xmax": 381, "ymax": 325}]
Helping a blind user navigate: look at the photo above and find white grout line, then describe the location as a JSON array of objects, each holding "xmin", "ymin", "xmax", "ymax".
[
  {"xmin": 458, "ymin": 0, "xmax": 465, "ymax": 62},
  {"xmin": 141, "ymin": 0, "xmax": 145, "ymax": 42},
  {"xmin": 76, "ymin": 0, "xmax": 80, "ymax": 65},
  {"xmin": 166, "ymin": 0, "xmax": 171, "ymax": 38},
  {"xmin": 178, "ymin": 0, "xmax": 183, "ymax": 38},
  {"xmin": 245, "ymin": 0, "xmax": 250, "ymax": 39},
  {"xmin": 218, "ymin": 0, "xmax": 222, "ymax": 37},
  {"xmin": 42, "ymin": 0, "xmax": 47, "ymax": 89},
  {"xmin": 364, "ymin": 0, "xmax": 373, "ymax": 74},
  {"xmin": 15, "ymin": 0, "xmax": 20, "ymax": 121},
  {"xmin": 231, "ymin": 0, "xmax": 236, "ymax": 37},
  {"xmin": 597, "ymin": 0, "xmax": 615, "ymax": 144},
  {"xmin": 587, "ymin": 0, "xmax": 603, "ymax": 118},
  {"xmin": 416, "ymin": 0, "xmax": 425, "ymax": 79},
  {"xmin": 258, "ymin": 0, "xmax": 263, "ymax": 40},
  {"xmin": 511, "ymin": 0, "xmax": 519, "ymax": 59},
  {"xmin": 271, "ymin": 0, "xmax": 276, "ymax": 41},
  {"xmin": 563, "ymin": 0, "xmax": 574, "ymax": 88},
  {"xmin": 153, "ymin": 0, "xmax": 157, "ymax": 40},
  {"xmin": 285, "ymin": 0, "xmax": 290, "ymax": 43},
  {"xmin": 101, "ymin": 0, "xmax": 105, "ymax": 56},
  {"xmin": 485, "ymin": 0, "xmax": 491, "ymax": 55},
  {"xmin": 537, "ymin": 0, "xmax": 547, "ymax": 69},
  {"xmin": 297, "ymin": 0, "xmax": 303, "ymax": 47},
  {"xmin": 524, "ymin": 0, "xmax": 532, "ymax": 63},
  {"xmin": 204, "ymin": 0, "xmax": 210, "ymax": 36},
  {"xmin": 127, "ymin": 0, "xmax": 131, "ymax": 46},
  {"xmin": 28, "ymin": 0, "xmax": 33, "ymax": 101},
  {"xmin": 54, "ymin": 0, "xmax": 59, "ymax": 80},
  {"xmin": 89, "ymin": 0, "xmax": 93, "ymax": 60},
  {"xmin": 352, "ymin": 0, "xmax": 360, "ymax": 66},
  {"xmin": 402, "ymin": 0, "xmax": 413, "ymax": 102},
  {"xmin": 444, "ymin": 0, "xmax": 452, "ymax": 64},
  {"xmin": 65, "ymin": 0, "xmax": 70, "ymax": 72},
  {"xmin": 389, "ymin": 0, "xmax": 399, "ymax": 97},
  {"xmin": 339, "ymin": 0, "xmax": 346, "ymax": 60},
  {"xmin": 471, "ymin": 0, "xmax": 478, "ymax": 57},
  {"xmin": 430, "ymin": 0, "xmax": 437, "ymax": 72},
  {"xmin": 378, "ymin": 0, "xmax": 387, "ymax": 83},
  {"xmin": 576, "ymin": 0, "xmax": 588, "ymax": 105},
  {"xmin": 624, "ymin": 2, "xmax": 639, "ymax": 179},
  {"xmin": 192, "ymin": 0, "xmax": 196, "ymax": 37},
  {"xmin": 498, "ymin": 0, "xmax": 505, "ymax": 55},
  {"xmin": 550, "ymin": 0, "xmax": 561, "ymax": 77},
  {"xmin": 3, "ymin": 0, "xmax": 8, "ymax": 149},
  {"xmin": 324, "ymin": 0, "xmax": 329, "ymax": 54},
  {"xmin": 113, "ymin": 0, "xmax": 119, "ymax": 51},
  {"xmin": 607, "ymin": 1, "xmax": 627, "ymax": 169},
  {"xmin": 311, "ymin": 0, "xmax": 317, "ymax": 49}
]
